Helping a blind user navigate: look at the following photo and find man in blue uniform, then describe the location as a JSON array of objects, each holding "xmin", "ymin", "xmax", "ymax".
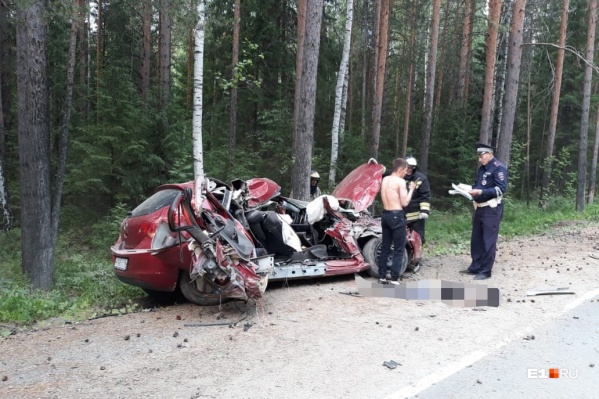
[{"xmin": 459, "ymin": 142, "xmax": 508, "ymax": 280}]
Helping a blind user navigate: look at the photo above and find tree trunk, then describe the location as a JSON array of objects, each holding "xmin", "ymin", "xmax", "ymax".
[
  {"xmin": 51, "ymin": 0, "xmax": 79, "ymax": 250},
  {"xmin": 419, "ymin": 0, "xmax": 442, "ymax": 173},
  {"xmin": 159, "ymin": 0, "xmax": 171, "ymax": 113},
  {"xmin": 369, "ymin": 0, "xmax": 389, "ymax": 159},
  {"xmin": 455, "ymin": 0, "xmax": 472, "ymax": 107},
  {"xmin": 496, "ymin": 0, "xmax": 527, "ymax": 166},
  {"xmin": 434, "ymin": 0, "xmax": 451, "ymax": 110},
  {"xmin": 539, "ymin": 0, "xmax": 569, "ymax": 208},
  {"xmin": 402, "ymin": 0, "xmax": 417, "ymax": 159},
  {"xmin": 229, "ymin": 0, "xmax": 240, "ymax": 170},
  {"xmin": 96, "ymin": 0, "xmax": 102, "ymax": 123},
  {"xmin": 293, "ymin": 0, "xmax": 307, "ymax": 135},
  {"xmin": 193, "ymin": 0, "xmax": 206, "ymax": 181},
  {"xmin": 576, "ymin": 0, "xmax": 597, "ymax": 212},
  {"xmin": 16, "ymin": 0, "xmax": 54, "ymax": 290},
  {"xmin": 0, "ymin": 67, "xmax": 10, "ymax": 230},
  {"xmin": 0, "ymin": 3, "xmax": 11, "ymax": 230},
  {"xmin": 291, "ymin": 0, "xmax": 323, "ymax": 201},
  {"xmin": 588, "ymin": 95, "xmax": 599, "ymax": 204},
  {"xmin": 462, "ymin": 0, "xmax": 476, "ymax": 105},
  {"xmin": 141, "ymin": 0, "xmax": 151, "ymax": 104},
  {"xmin": 479, "ymin": 0, "xmax": 502, "ymax": 144},
  {"xmin": 329, "ymin": 0, "xmax": 353, "ymax": 187}
]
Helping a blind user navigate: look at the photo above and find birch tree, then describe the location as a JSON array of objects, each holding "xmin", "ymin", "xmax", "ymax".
[
  {"xmin": 193, "ymin": 0, "xmax": 206, "ymax": 185},
  {"xmin": 576, "ymin": 0, "xmax": 597, "ymax": 212},
  {"xmin": 329, "ymin": 0, "xmax": 353, "ymax": 187}
]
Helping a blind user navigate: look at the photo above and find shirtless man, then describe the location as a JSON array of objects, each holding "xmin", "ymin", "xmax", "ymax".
[{"xmin": 378, "ymin": 158, "xmax": 416, "ymax": 284}]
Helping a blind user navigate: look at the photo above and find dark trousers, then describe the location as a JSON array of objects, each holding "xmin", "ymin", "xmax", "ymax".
[
  {"xmin": 469, "ymin": 204, "xmax": 503, "ymax": 277},
  {"xmin": 408, "ymin": 218, "xmax": 426, "ymax": 244},
  {"xmin": 379, "ymin": 210, "xmax": 406, "ymax": 280}
]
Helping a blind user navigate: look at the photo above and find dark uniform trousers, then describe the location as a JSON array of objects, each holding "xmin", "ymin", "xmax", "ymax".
[{"xmin": 469, "ymin": 203, "xmax": 503, "ymax": 277}]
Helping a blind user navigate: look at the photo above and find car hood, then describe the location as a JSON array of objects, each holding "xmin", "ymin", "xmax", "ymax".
[{"xmin": 332, "ymin": 162, "xmax": 385, "ymax": 212}]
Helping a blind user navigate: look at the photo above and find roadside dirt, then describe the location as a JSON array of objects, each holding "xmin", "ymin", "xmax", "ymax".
[{"xmin": 2, "ymin": 220, "xmax": 599, "ymax": 399}]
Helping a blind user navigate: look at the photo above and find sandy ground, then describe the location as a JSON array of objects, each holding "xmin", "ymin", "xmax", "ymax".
[{"xmin": 1, "ymin": 220, "xmax": 599, "ymax": 399}]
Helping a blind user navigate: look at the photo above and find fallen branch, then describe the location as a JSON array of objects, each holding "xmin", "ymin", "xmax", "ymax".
[{"xmin": 184, "ymin": 313, "xmax": 247, "ymax": 327}]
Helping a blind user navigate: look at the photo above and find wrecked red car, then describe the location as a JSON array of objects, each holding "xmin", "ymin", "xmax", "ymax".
[{"xmin": 111, "ymin": 163, "xmax": 420, "ymax": 305}]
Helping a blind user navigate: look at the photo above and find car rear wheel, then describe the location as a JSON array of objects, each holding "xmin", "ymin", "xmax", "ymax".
[
  {"xmin": 178, "ymin": 272, "xmax": 223, "ymax": 306},
  {"xmin": 362, "ymin": 237, "xmax": 408, "ymax": 279},
  {"xmin": 142, "ymin": 288, "xmax": 184, "ymax": 305}
]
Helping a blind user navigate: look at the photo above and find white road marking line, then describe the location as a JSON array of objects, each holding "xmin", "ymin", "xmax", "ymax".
[{"xmin": 384, "ymin": 288, "xmax": 599, "ymax": 399}]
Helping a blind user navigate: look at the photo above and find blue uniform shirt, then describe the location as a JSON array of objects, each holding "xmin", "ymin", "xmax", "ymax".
[{"xmin": 472, "ymin": 157, "xmax": 507, "ymax": 203}]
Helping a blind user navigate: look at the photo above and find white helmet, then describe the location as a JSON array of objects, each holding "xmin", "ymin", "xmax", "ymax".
[
  {"xmin": 310, "ymin": 171, "xmax": 320, "ymax": 179},
  {"xmin": 406, "ymin": 157, "xmax": 417, "ymax": 167}
]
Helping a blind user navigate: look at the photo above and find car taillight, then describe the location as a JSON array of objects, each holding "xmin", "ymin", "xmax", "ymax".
[
  {"xmin": 138, "ymin": 221, "xmax": 159, "ymax": 238},
  {"xmin": 151, "ymin": 222, "xmax": 179, "ymax": 250}
]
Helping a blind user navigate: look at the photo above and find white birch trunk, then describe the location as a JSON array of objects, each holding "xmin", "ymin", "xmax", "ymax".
[
  {"xmin": 193, "ymin": 0, "xmax": 206, "ymax": 209},
  {"xmin": 192, "ymin": 2, "xmax": 205, "ymax": 173},
  {"xmin": 329, "ymin": 0, "xmax": 353, "ymax": 187}
]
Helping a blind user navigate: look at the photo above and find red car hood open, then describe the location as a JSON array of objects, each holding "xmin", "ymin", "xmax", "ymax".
[{"xmin": 332, "ymin": 162, "xmax": 385, "ymax": 212}]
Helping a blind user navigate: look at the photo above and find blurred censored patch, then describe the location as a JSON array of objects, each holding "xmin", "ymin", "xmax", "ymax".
[{"xmin": 355, "ymin": 275, "xmax": 500, "ymax": 307}]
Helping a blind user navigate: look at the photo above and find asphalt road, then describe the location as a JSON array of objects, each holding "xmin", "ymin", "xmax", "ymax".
[{"xmin": 385, "ymin": 291, "xmax": 599, "ymax": 399}]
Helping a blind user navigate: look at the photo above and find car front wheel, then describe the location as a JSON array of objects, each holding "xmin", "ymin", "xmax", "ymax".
[
  {"xmin": 362, "ymin": 237, "xmax": 408, "ymax": 279},
  {"xmin": 178, "ymin": 272, "xmax": 223, "ymax": 306}
]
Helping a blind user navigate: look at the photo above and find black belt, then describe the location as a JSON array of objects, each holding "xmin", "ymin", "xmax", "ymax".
[{"xmin": 382, "ymin": 210, "xmax": 404, "ymax": 214}]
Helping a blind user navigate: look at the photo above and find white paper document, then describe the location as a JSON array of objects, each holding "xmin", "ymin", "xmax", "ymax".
[{"xmin": 448, "ymin": 183, "xmax": 473, "ymax": 200}]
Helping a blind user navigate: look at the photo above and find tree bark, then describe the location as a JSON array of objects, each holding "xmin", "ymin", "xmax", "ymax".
[
  {"xmin": 479, "ymin": 0, "xmax": 502, "ymax": 145},
  {"xmin": 193, "ymin": 0, "xmax": 206, "ymax": 181},
  {"xmin": 16, "ymin": 0, "xmax": 54, "ymax": 290},
  {"xmin": 141, "ymin": 0, "xmax": 151, "ymax": 104},
  {"xmin": 588, "ymin": 88, "xmax": 599, "ymax": 204},
  {"xmin": 291, "ymin": 0, "xmax": 323, "ymax": 201},
  {"xmin": 0, "ymin": 2, "xmax": 11, "ymax": 230},
  {"xmin": 329, "ymin": 0, "xmax": 353, "ymax": 187},
  {"xmin": 159, "ymin": 0, "xmax": 171, "ymax": 113},
  {"xmin": 229, "ymin": 0, "xmax": 240, "ymax": 170},
  {"xmin": 96, "ymin": 0, "xmax": 102, "ymax": 123},
  {"xmin": 434, "ymin": 0, "xmax": 451, "ymax": 110},
  {"xmin": 497, "ymin": 0, "xmax": 527, "ymax": 166},
  {"xmin": 576, "ymin": 0, "xmax": 597, "ymax": 212},
  {"xmin": 455, "ymin": 0, "xmax": 472, "ymax": 107},
  {"xmin": 402, "ymin": 0, "xmax": 417, "ymax": 160},
  {"xmin": 293, "ymin": 0, "xmax": 307, "ymax": 135},
  {"xmin": 369, "ymin": 0, "xmax": 389, "ymax": 159},
  {"xmin": 419, "ymin": 0, "xmax": 442, "ymax": 173},
  {"xmin": 539, "ymin": 0, "xmax": 569, "ymax": 208}
]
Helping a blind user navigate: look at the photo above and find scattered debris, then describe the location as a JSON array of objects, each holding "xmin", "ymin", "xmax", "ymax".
[
  {"xmin": 476, "ymin": 379, "xmax": 482, "ymax": 384},
  {"xmin": 339, "ymin": 291, "xmax": 362, "ymax": 297},
  {"xmin": 383, "ymin": 360, "xmax": 401, "ymax": 369},
  {"xmin": 526, "ymin": 286, "xmax": 575, "ymax": 296},
  {"xmin": 184, "ymin": 314, "xmax": 247, "ymax": 327},
  {"xmin": 523, "ymin": 335, "xmax": 535, "ymax": 340},
  {"xmin": 472, "ymin": 308, "xmax": 487, "ymax": 311},
  {"xmin": 243, "ymin": 322, "xmax": 252, "ymax": 332}
]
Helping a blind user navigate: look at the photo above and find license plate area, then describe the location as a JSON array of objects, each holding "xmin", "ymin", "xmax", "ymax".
[{"xmin": 114, "ymin": 257, "xmax": 128, "ymax": 271}]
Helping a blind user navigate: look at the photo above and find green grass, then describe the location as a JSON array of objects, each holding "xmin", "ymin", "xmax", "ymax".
[{"xmin": 2, "ymin": 195, "xmax": 599, "ymax": 328}]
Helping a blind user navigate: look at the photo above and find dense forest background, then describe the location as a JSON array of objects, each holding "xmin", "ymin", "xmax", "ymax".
[{"xmin": 2, "ymin": 0, "xmax": 599, "ymax": 288}]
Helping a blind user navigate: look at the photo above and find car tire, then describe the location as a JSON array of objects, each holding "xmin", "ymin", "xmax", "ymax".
[
  {"xmin": 363, "ymin": 237, "xmax": 408, "ymax": 279},
  {"xmin": 178, "ymin": 272, "xmax": 223, "ymax": 306},
  {"xmin": 142, "ymin": 288, "xmax": 184, "ymax": 305}
]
